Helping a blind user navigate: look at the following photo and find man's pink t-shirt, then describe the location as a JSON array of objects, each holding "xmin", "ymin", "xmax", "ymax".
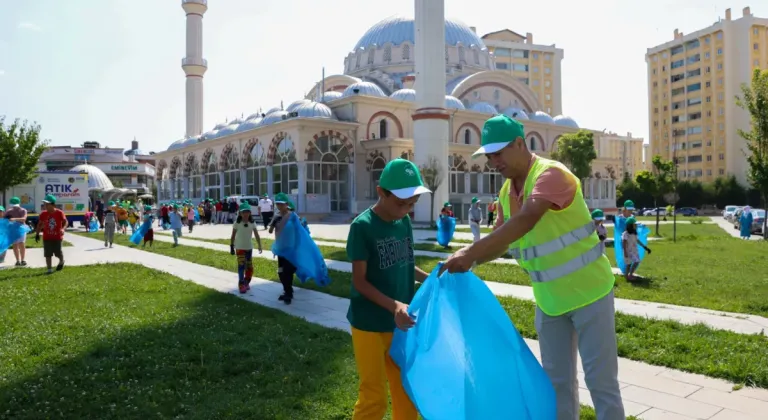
[{"xmin": 495, "ymin": 154, "xmax": 577, "ymax": 228}]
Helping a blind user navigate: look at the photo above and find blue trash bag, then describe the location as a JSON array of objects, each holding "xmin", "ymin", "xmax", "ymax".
[
  {"xmin": 194, "ymin": 209, "xmax": 200, "ymax": 223},
  {"xmin": 390, "ymin": 266, "xmax": 556, "ymax": 420},
  {"xmin": 301, "ymin": 217, "xmax": 310, "ymax": 234},
  {"xmin": 130, "ymin": 217, "xmax": 154, "ymax": 245},
  {"xmin": 271, "ymin": 212, "xmax": 330, "ymax": 286},
  {"xmin": 0, "ymin": 219, "xmax": 31, "ymax": 251},
  {"xmin": 613, "ymin": 222, "xmax": 649, "ymax": 275},
  {"xmin": 436, "ymin": 216, "xmax": 456, "ymax": 247},
  {"xmin": 89, "ymin": 219, "xmax": 99, "ymax": 231}
]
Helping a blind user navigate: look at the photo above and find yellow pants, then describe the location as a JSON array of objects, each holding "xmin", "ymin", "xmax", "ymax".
[{"xmin": 351, "ymin": 327, "xmax": 418, "ymax": 420}]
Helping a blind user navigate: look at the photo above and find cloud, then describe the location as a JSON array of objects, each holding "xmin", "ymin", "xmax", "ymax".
[
  {"xmin": 17, "ymin": 22, "xmax": 42, "ymax": 31},
  {"xmin": 0, "ymin": 70, "xmax": 4, "ymax": 76}
]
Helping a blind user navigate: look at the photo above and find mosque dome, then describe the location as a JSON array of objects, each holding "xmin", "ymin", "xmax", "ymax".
[
  {"xmin": 445, "ymin": 95, "xmax": 465, "ymax": 110},
  {"xmin": 230, "ymin": 117, "xmax": 244, "ymax": 125},
  {"xmin": 265, "ymin": 107, "xmax": 282, "ymax": 115},
  {"xmin": 503, "ymin": 107, "xmax": 529, "ymax": 120},
  {"xmin": 353, "ymin": 16, "xmax": 486, "ymax": 51},
  {"xmin": 530, "ymin": 111, "xmax": 555, "ymax": 125},
  {"xmin": 236, "ymin": 117, "xmax": 263, "ymax": 132},
  {"xmin": 553, "ymin": 115, "xmax": 579, "ymax": 129},
  {"xmin": 293, "ymin": 101, "xmax": 335, "ymax": 119},
  {"xmin": 246, "ymin": 112, "xmax": 263, "ymax": 120},
  {"xmin": 216, "ymin": 122, "xmax": 240, "ymax": 137},
  {"xmin": 390, "ymin": 88, "xmax": 416, "ymax": 102},
  {"xmin": 70, "ymin": 164, "xmax": 115, "ymax": 190},
  {"xmin": 320, "ymin": 91, "xmax": 343, "ymax": 102},
  {"xmin": 342, "ymin": 82, "xmax": 386, "ymax": 98},
  {"xmin": 180, "ymin": 136, "xmax": 199, "ymax": 148},
  {"xmin": 470, "ymin": 102, "xmax": 497, "ymax": 114},
  {"xmin": 167, "ymin": 139, "xmax": 185, "ymax": 151},
  {"xmin": 199, "ymin": 129, "xmax": 219, "ymax": 142},
  {"xmin": 213, "ymin": 122, "xmax": 228, "ymax": 130},
  {"xmin": 286, "ymin": 99, "xmax": 312, "ymax": 112},
  {"xmin": 261, "ymin": 110, "xmax": 288, "ymax": 126}
]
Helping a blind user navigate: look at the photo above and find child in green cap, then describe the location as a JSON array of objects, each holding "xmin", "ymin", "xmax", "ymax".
[
  {"xmin": 103, "ymin": 201, "xmax": 117, "ymax": 247},
  {"xmin": 346, "ymin": 158, "xmax": 430, "ymax": 419},
  {"xmin": 591, "ymin": 209, "xmax": 608, "ymax": 254},
  {"xmin": 230, "ymin": 202, "xmax": 263, "ymax": 294},
  {"xmin": 622, "ymin": 217, "xmax": 652, "ymax": 282},
  {"xmin": 35, "ymin": 194, "xmax": 68, "ymax": 274},
  {"xmin": 142, "ymin": 205, "xmax": 155, "ymax": 248},
  {"xmin": 268, "ymin": 193, "xmax": 297, "ymax": 304}
]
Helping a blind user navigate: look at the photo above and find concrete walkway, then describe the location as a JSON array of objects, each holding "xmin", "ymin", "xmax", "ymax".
[
  {"xmin": 4, "ymin": 233, "xmax": 767, "ymax": 420},
  {"xmin": 710, "ymin": 216, "xmax": 762, "ymax": 241},
  {"xmin": 140, "ymin": 230, "xmax": 768, "ymax": 336}
]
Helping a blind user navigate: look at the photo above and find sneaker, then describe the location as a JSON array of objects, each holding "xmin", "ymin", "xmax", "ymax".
[
  {"xmin": 46, "ymin": 268, "xmax": 53, "ymax": 275},
  {"xmin": 109, "ymin": 243, "xmax": 113, "ymax": 248},
  {"xmin": 284, "ymin": 296, "xmax": 292, "ymax": 305},
  {"xmin": 15, "ymin": 261, "xmax": 21, "ymax": 267},
  {"xmin": 238, "ymin": 284, "xmax": 247, "ymax": 294},
  {"xmin": 278, "ymin": 294, "xmax": 286, "ymax": 301},
  {"xmin": 21, "ymin": 261, "xmax": 26, "ymax": 266},
  {"xmin": 56, "ymin": 261, "xmax": 64, "ymax": 271},
  {"xmin": 105, "ymin": 242, "xmax": 108, "ymax": 247}
]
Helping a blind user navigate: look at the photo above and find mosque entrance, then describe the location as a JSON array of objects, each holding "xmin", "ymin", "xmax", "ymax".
[{"xmin": 306, "ymin": 135, "xmax": 351, "ymax": 213}]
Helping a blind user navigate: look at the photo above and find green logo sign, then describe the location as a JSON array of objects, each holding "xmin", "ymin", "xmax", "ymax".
[{"xmin": 111, "ymin": 165, "xmax": 139, "ymax": 171}]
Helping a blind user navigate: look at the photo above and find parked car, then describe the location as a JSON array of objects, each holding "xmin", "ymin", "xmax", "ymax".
[
  {"xmin": 723, "ymin": 205, "xmax": 740, "ymax": 222},
  {"xmin": 731, "ymin": 208, "xmax": 763, "ymax": 233},
  {"xmin": 675, "ymin": 207, "xmax": 698, "ymax": 216},
  {"xmin": 732, "ymin": 208, "xmax": 744, "ymax": 229},
  {"xmin": 643, "ymin": 208, "xmax": 667, "ymax": 217}
]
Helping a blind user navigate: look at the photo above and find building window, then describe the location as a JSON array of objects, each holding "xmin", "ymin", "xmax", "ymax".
[
  {"xmin": 671, "ymin": 59, "xmax": 684, "ymax": 69},
  {"xmin": 245, "ymin": 143, "xmax": 268, "ymax": 196},
  {"xmin": 271, "ymin": 136, "xmax": 298, "ymax": 195},
  {"xmin": 529, "ymin": 137, "xmax": 536, "ymax": 151},
  {"xmin": 533, "ymin": 79, "xmax": 539, "ymax": 86},
  {"xmin": 717, "ymin": 48, "xmax": 723, "ymax": 55},
  {"xmin": 464, "ymin": 129, "xmax": 471, "ymax": 145},
  {"xmin": 533, "ymin": 53, "xmax": 539, "ymax": 59},
  {"xmin": 533, "ymin": 66, "xmax": 539, "ymax": 73},
  {"xmin": 494, "ymin": 47, "xmax": 512, "ymax": 57},
  {"xmin": 379, "ymin": 119, "xmax": 388, "ymax": 139},
  {"xmin": 719, "ymin": 153, "xmax": 724, "ymax": 160},
  {"xmin": 473, "ymin": 49, "xmax": 479, "ymax": 64},
  {"xmin": 367, "ymin": 48, "xmax": 375, "ymax": 65},
  {"xmin": 705, "ymin": 52, "xmax": 710, "ymax": 59},
  {"xmin": 686, "ymin": 82, "xmax": 701, "ymax": 93},
  {"xmin": 716, "ymin": 32, "xmax": 723, "ymax": 39},
  {"xmin": 755, "ymin": 43, "xmax": 760, "ymax": 50},
  {"xmin": 718, "ymin": 123, "xmax": 724, "ymax": 130},
  {"xmin": 755, "ymin": 59, "xmax": 760, "ymax": 66},
  {"xmin": 718, "ymin": 92, "xmax": 724, "ymax": 101},
  {"xmin": 705, "ymin": 37, "xmax": 710, "ymax": 44},
  {"xmin": 717, "ymin": 63, "xmax": 723, "ymax": 70},
  {"xmin": 512, "ymin": 63, "xmax": 529, "ymax": 72},
  {"xmin": 384, "ymin": 45, "xmax": 392, "ymax": 62},
  {"xmin": 495, "ymin": 62, "xmax": 509, "ymax": 70},
  {"xmin": 545, "ymin": 94, "xmax": 551, "ymax": 100},
  {"xmin": 544, "ymin": 54, "xmax": 551, "ymax": 61},
  {"xmin": 544, "ymin": 67, "xmax": 551, "ymax": 74},
  {"xmin": 719, "ymin": 169, "xmax": 725, "ymax": 175},
  {"xmin": 402, "ymin": 44, "xmax": 411, "ymax": 60},
  {"xmin": 707, "ymin": 155, "xmax": 712, "ymax": 161},
  {"xmin": 754, "ymin": 28, "xmax": 759, "ymax": 35},
  {"xmin": 368, "ymin": 157, "xmax": 386, "ymax": 199},
  {"xmin": 511, "ymin": 49, "xmax": 528, "ymax": 58},
  {"xmin": 449, "ymin": 155, "xmax": 468, "ymax": 194},
  {"xmin": 222, "ymin": 147, "xmax": 241, "ymax": 197}
]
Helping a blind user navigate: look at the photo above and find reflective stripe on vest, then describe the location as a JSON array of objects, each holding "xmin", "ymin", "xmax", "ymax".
[
  {"xmin": 527, "ymin": 241, "xmax": 604, "ymax": 283},
  {"xmin": 521, "ymin": 221, "xmax": 596, "ymax": 260},
  {"xmin": 509, "ymin": 248, "xmax": 521, "ymax": 259}
]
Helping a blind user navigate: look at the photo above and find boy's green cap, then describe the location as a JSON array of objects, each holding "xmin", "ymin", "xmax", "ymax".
[
  {"xmin": 471, "ymin": 197, "xmax": 479, "ymax": 204},
  {"xmin": 144, "ymin": 205, "xmax": 152, "ymax": 211},
  {"xmin": 591, "ymin": 209, "xmax": 604, "ymax": 220},
  {"xmin": 378, "ymin": 158, "xmax": 431, "ymax": 199},
  {"xmin": 473, "ymin": 114, "xmax": 525, "ymax": 157},
  {"xmin": 274, "ymin": 192, "xmax": 295, "ymax": 210},
  {"xmin": 0, "ymin": 206, "xmax": 5, "ymax": 212},
  {"xmin": 9, "ymin": 196, "xmax": 20, "ymax": 205},
  {"xmin": 443, "ymin": 202, "xmax": 451, "ymax": 207},
  {"xmin": 42, "ymin": 194, "xmax": 57, "ymax": 205},
  {"xmin": 626, "ymin": 216, "xmax": 637, "ymax": 225},
  {"xmin": 624, "ymin": 200, "xmax": 635, "ymax": 210},
  {"xmin": 239, "ymin": 202, "xmax": 252, "ymax": 212}
]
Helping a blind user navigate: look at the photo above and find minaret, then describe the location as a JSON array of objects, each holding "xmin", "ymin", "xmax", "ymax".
[
  {"xmin": 412, "ymin": 0, "xmax": 449, "ymax": 222},
  {"xmin": 181, "ymin": 0, "xmax": 208, "ymax": 137}
]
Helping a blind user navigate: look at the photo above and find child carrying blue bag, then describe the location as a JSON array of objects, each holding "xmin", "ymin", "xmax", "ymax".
[
  {"xmin": 436, "ymin": 216, "xmax": 456, "ymax": 248},
  {"xmin": 389, "ymin": 265, "xmax": 556, "ymax": 420}
]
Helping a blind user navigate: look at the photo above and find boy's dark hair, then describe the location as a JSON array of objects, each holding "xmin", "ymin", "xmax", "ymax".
[
  {"xmin": 379, "ymin": 187, "xmax": 392, "ymax": 197},
  {"xmin": 235, "ymin": 214, "xmax": 253, "ymax": 224},
  {"xmin": 626, "ymin": 224, "xmax": 637, "ymax": 235}
]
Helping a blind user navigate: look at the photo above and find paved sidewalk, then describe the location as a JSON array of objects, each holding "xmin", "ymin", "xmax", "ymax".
[
  {"xmin": 141, "ymin": 231, "xmax": 768, "ymax": 336},
  {"xmin": 710, "ymin": 216, "xmax": 762, "ymax": 241},
  {"xmin": 4, "ymin": 233, "xmax": 767, "ymax": 419}
]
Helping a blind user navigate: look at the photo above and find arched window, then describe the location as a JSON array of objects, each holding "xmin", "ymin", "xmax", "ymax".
[
  {"xmin": 369, "ymin": 157, "xmax": 386, "ymax": 199},
  {"xmin": 473, "ymin": 49, "xmax": 479, "ymax": 65},
  {"xmin": 379, "ymin": 119, "xmax": 388, "ymax": 139},
  {"xmin": 482, "ymin": 161, "xmax": 504, "ymax": 195},
  {"xmin": 204, "ymin": 153, "xmax": 219, "ymax": 200},
  {"xmin": 272, "ymin": 136, "xmax": 298, "ymax": 195},
  {"xmin": 470, "ymin": 164, "xmax": 481, "ymax": 194},
  {"xmin": 529, "ymin": 137, "xmax": 536, "ymax": 151},
  {"xmin": 449, "ymin": 154, "xmax": 468, "ymax": 194},
  {"xmin": 187, "ymin": 155, "xmax": 202, "ymax": 199},
  {"xmin": 458, "ymin": 46, "xmax": 465, "ymax": 63},
  {"xmin": 307, "ymin": 135, "xmax": 351, "ymax": 212},
  {"xmin": 367, "ymin": 48, "xmax": 375, "ymax": 65},
  {"xmin": 402, "ymin": 44, "xmax": 410, "ymax": 61},
  {"xmin": 383, "ymin": 45, "xmax": 392, "ymax": 62},
  {"xmin": 464, "ymin": 129, "xmax": 471, "ymax": 145},
  {"xmin": 245, "ymin": 143, "xmax": 267, "ymax": 196},
  {"xmin": 445, "ymin": 46, "xmax": 449, "ymax": 62},
  {"xmin": 222, "ymin": 147, "xmax": 240, "ymax": 197},
  {"xmin": 161, "ymin": 168, "xmax": 171, "ymax": 201},
  {"xmin": 172, "ymin": 160, "xmax": 183, "ymax": 200},
  {"xmin": 355, "ymin": 53, "xmax": 361, "ymax": 69}
]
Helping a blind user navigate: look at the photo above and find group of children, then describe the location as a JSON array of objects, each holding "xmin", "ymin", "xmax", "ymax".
[
  {"xmin": 100, "ymin": 201, "xmax": 156, "ymax": 248},
  {"xmin": 591, "ymin": 200, "xmax": 652, "ymax": 282}
]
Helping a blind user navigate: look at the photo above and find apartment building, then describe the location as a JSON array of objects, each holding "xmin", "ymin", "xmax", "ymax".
[
  {"xmin": 594, "ymin": 132, "xmax": 646, "ymax": 179},
  {"xmin": 646, "ymin": 6, "xmax": 768, "ymax": 184},
  {"xmin": 481, "ymin": 30, "xmax": 564, "ymax": 116}
]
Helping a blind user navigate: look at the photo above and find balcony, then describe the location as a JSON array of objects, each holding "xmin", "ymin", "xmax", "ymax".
[
  {"xmin": 182, "ymin": 57, "xmax": 207, "ymax": 67},
  {"xmin": 182, "ymin": 0, "xmax": 207, "ymax": 5}
]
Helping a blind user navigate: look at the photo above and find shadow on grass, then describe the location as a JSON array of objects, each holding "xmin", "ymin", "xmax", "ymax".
[{"xmin": 0, "ymin": 264, "xmax": 357, "ymax": 419}]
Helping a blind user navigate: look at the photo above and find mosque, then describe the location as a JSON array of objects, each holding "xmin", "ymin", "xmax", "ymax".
[{"xmin": 153, "ymin": 1, "xmax": 637, "ymax": 222}]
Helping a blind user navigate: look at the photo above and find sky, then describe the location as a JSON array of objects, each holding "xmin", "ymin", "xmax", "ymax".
[{"xmin": 1, "ymin": 0, "xmax": 766, "ymax": 153}]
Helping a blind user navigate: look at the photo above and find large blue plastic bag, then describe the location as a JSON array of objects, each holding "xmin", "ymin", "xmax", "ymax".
[
  {"xmin": 89, "ymin": 219, "xmax": 99, "ymax": 231},
  {"xmin": 194, "ymin": 209, "xmax": 200, "ymax": 223},
  {"xmin": 436, "ymin": 216, "xmax": 456, "ymax": 247},
  {"xmin": 389, "ymin": 267, "xmax": 556, "ymax": 420},
  {"xmin": 271, "ymin": 212, "xmax": 330, "ymax": 286},
  {"xmin": 130, "ymin": 217, "xmax": 153, "ymax": 245},
  {"xmin": 613, "ymin": 222, "xmax": 649, "ymax": 275},
  {"xmin": 0, "ymin": 220, "xmax": 31, "ymax": 251}
]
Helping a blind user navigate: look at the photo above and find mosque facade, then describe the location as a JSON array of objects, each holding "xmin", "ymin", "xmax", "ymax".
[{"xmin": 152, "ymin": 12, "xmax": 641, "ymax": 221}]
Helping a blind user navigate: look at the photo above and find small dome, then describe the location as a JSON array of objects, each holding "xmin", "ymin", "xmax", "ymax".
[
  {"xmin": 261, "ymin": 111, "xmax": 288, "ymax": 126},
  {"xmin": 342, "ymin": 82, "xmax": 386, "ymax": 98},
  {"xmin": 265, "ymin": 107, "xmax": 282, "ymax": 115},
  {"xmin": 553, "ymin": 115, "xmax": 579, "ymax": 128},
  {"xmin": 200, "ymin": 130, "xmax": 220, "ymax": 141},
  {"xmin": 320, "ymin": 91, "xmax": 343, "ymax": 102},
  {"xmin": 445, "ymin": 95, "xmax": 465, "ymax": 110},
  {"xmin": 230, "ymin": 117, "xmax": 244, "ymax": 125},
  {"xmin": 286, "ymin": 99, "xmax": 312, "ymax": 112},
  {"xmin": 213, "ymin": 122, "xmax": 228, "ymax": 130},
  {"xmin": 503, "ymin": 107, "xmax": 529, "ymax": 120},
  {"xmin": 470, "ymin": 102, "xmax": 497, "ymax": 114},
  {"xmin": 246, "ymin": 112, "xmax": 263, "ymax": 120},
  {"xmin": 167, "ymin": 139, "xmax": 185, "ymax": 151},
  {"xmin": 181, "ymin": 136, "xmax": 199, "ymax": 147},
  {"xmin": 236, "ymin": 117, "xmax": 263, "ymax": 132},
  {"xmin": 70, "ymin": 164, "xmax": 115, "ymax": 190},
  {"xmin": 294, "ymin": 101, "xmax": 335, "ymax": 119},
  {"xmin": 216, "ymin": 123, "xmax": 240, "ymax": 137},
  {"xmin": 390, "ymin": 88, "xmax": 416, "ymax": 102},
  {"xmin": 530, "ymin": 111, "xmax": 555, "ymax": 125},
  {"xmin": 124, "ymin": 149, "xmax": 150, "ymax": 156}
]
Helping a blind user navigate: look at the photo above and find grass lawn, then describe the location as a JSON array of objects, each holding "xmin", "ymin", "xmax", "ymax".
[
  {"xmin": 605, "ymin": 222, "xmax": 728, "ymax": 239},
  {"xmin": 634, "ymin": 216, "xmax": 708, "ymax": 223},
  {"xmin": 0, "ymin": 264, "xmax": 627, "ymax": 419},
  {"xmin": 68, "ymin": 232, "xmax": 768, "ymax": 388}
]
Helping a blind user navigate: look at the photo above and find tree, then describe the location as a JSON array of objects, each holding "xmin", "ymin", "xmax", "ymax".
[
  {"xmin": 0, "ymin": 117, "xmax": 50, "ymax": 203},
  {"xmin": 736, "ymin": 68, "xmax": 768, "ymax": 239},
  {"xmin": 419, "ymin": 155, "xmax": 444, "ymax": 228},
  {"xmin": 550, "ymin": 130, "xmax": 597, "ymax": 180},
  {"xmin": 635, "ymin": 155, "xmax": 675, "ymax": 236}
]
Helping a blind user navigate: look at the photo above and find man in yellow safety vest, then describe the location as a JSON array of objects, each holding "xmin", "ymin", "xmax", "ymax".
[{"xmin": 443, "ymin": 114, "xmax": 624, "ymax": 420}]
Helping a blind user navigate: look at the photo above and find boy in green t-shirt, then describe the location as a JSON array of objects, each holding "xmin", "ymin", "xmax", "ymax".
[{"xmin": 346, "ymin": 158, "xmax": 430, "ymax": 420}]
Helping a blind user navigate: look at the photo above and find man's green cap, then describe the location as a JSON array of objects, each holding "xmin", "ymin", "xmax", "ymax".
[
  {"xmin": 274, "ymin": 192, "xmax": 295, "ymax": 210},
  {"xmin": 42, "ymin": 194, "xmax": 57, "ymax": 205},
  {"xmin": 473, "ymin": 114, "xmax": 526, "ymax": 157},
  {"xmin": 9, "ymin": 196, "xmax": 20, "ymax": 205},
  {"xmin": 471, "ymin": 197, "xmax": 479, "ymax": 204},
  {"xmin": 624, "ymin": 200, "xmax": 635, "ymax": 210},
  {"xmin": 239, "ymin": 202, "xmax": 252, "ymax": 212},
  {"xmin": 626, "ymin": 216, "xmax": 637, "ymax": 225},
  {"xmin": 144, "ymin": 205, "xmax": 152, "ymax": 211},
  {"xmin": 443, "ymin": 202, "xmax": 452, "ymax": 207},
  {"xmin": 378, "ymin": 158, "xmax": 431, "ymax": 199},
  {"xmin": 591, "ymin": 209, "xmax": 604, "ymax": 220}
]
